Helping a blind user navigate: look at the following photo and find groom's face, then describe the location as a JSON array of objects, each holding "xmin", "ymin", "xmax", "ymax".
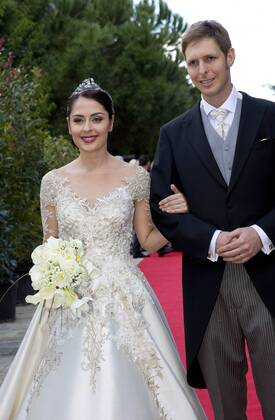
[{"xmin": 185, "ymin": 37, "xmax": 235, "ymax": 107}]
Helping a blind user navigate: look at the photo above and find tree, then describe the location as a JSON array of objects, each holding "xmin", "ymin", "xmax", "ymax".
[
  {"xmin": 0, "ymin": 42, "xmax": 75, "ymax": 275},
  {"xmin": 0, "ymin": 0, "xmax": 198, "ymax": 156}
]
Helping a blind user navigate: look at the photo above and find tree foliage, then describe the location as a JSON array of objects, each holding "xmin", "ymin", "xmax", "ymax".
[
  {"xmin": 0, "ymin": 45, "xmax": 76, "ymax": 277},
  {"xmin": 0, "ymin": 53, "xmax": 46, "ymax": 275},
  {"xmin": 1, "ymin": 0, "xmax": 198, "ymax": 156}
]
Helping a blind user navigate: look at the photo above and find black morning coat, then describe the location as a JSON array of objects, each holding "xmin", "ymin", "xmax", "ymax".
[{"xmin": 150, "ymin": 92, "xmax": 275, "ymax": 388}]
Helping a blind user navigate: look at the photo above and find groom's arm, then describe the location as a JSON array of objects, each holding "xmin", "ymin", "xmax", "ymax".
[
  {"xmin": 150, "ymin": 126, "xmax": 217, "ymax": 259},
  {"xmin": 253, "ymin": 212, "xmax": 275, "ymax": 250}
]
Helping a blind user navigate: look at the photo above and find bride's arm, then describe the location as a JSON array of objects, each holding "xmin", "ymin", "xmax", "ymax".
[
  {"xmin": 41, "ymin": 203, "xmax": 59, "ymax": 242},
  {"xmin": 133, "ymin": 186, "xmax": 188, "ymax": 253},
  {"xmin": 40, "ymin": 173, "xmax": 59, "ymax": 242}
]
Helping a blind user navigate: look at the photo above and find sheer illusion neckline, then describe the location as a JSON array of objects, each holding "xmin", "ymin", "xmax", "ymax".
[{"xmin": 52, "ymin": 169, "xmax": 137, "ymax": 211}]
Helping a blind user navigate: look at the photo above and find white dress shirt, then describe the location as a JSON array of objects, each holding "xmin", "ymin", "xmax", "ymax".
[
  {"xmin": 200, "ymin": 86, "xmax": 274, "ymax": 261},
  {"xmin": 201, "ymin": 85, "xmax": 242, "ymax": 130}
]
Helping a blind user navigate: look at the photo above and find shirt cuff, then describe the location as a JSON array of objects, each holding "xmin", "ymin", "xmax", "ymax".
[
  {"xmin": 251, "ymin": 224, "xmax": 275, "ymax": 254},
  {"xmin": 207, "ymin": 230, "xmax": 222, "ymax": 262}
]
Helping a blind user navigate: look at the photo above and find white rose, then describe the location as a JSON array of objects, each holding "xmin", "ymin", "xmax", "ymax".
[
  {"xmin": 51, "ymin": 270, "xmax": 71, "ymax": 288},
  {"xmin": 56, "ymin": 254, "xmax": 81, "ymax": 280}
]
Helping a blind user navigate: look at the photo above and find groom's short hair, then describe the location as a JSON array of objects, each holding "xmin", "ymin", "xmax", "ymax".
[{"xmin": 181, "ymin": 20, "xmax": 232, "ymax": 57}]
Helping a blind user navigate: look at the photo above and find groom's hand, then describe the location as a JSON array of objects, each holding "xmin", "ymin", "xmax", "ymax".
[
  {"xmin": 158, "ymin": 184, "xmax": 189, "ymax": 213},
  {"xmin": 217, "ymin": 227, "xmax": 262, "ymax": 263},
  {"xmin": 215, "ymin": 231, "xmax": 236, "ymax": 253}
]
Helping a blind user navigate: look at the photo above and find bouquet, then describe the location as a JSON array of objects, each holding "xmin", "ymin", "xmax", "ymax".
[{"xmin": 26, "ymin": 236, "xmax": 97, "ymax": 314}]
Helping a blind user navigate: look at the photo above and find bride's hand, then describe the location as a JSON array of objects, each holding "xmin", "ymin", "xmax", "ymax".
[{"xmin": 158, "ymin": 184, "xmax": 189, "ymax": 213}]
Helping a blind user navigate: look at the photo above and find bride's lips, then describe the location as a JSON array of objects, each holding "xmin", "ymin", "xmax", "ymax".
[{"xmin": 81, "ymin": 135, "xmax": 97, "ymax": 144}]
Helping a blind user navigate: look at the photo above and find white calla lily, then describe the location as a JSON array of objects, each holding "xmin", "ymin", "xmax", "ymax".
[
  {"xmin": 25, "ymin": 292, "xmax": 42, "ymax": 305},
  {"xmin": 29, "ymin": 265, "xmax": 45, "ymax": 290},
  {"xmin": 39, "ymin": 285, "xmax": 56, "ymax": 300}
]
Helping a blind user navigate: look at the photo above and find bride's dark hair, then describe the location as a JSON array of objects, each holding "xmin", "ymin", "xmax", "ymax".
[{"xmin": 67, "ymin": 78, "xmax": 114, "ymax": 119}]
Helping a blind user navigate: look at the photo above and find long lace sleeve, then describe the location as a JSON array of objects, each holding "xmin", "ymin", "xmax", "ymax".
[{"xmin": 40, "ymin": 171, "xmax": 59, "ymax": 241}]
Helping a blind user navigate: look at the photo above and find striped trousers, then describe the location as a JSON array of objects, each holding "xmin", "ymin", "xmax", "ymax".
[{"xmin": 198, "ymin": 263, "xmax": 275, "ymax": 420}]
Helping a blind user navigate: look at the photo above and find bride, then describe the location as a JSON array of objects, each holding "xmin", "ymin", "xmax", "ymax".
[{"xmin": 0, "ymin": 78, "xmax": 206, "ymax": 419}]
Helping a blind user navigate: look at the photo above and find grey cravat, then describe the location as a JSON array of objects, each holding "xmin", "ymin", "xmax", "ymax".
[{"xmin": 210, "ymin": 108, "xmax": 230, "ymax": 140}]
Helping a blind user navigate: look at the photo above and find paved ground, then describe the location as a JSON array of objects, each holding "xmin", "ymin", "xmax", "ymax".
[{"xmin": 0, "ymin": 304, "xmax": 35, "ymax": 385}]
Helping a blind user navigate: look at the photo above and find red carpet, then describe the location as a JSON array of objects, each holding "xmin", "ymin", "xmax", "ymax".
[{"xmin": 139, "ymin": 252, "xmax": 263, "ymax": 419}]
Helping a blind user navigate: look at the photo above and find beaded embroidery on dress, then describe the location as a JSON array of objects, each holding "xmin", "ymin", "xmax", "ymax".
[{"xmin": 0, "ymin": 165, "xmax": 206, "ymax": 420}]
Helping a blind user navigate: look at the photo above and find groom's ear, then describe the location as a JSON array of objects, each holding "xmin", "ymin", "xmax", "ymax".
[{"xmin": 226, "ymin": 47, "xmax": 235, "ymax": 68}]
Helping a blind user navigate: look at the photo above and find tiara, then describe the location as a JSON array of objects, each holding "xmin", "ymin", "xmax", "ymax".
[
  {"xmin": 70, "ymin": 77, "xmax": 113, "ymax": 102},
  {"xmin": 71, "ymin": 77, "xmax": 100, "ymax": 96}
]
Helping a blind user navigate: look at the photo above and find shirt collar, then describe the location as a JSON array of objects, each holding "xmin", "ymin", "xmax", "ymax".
[{"xmin": 200, "ymin": 86, "xmax": 242, "ymax": 116}]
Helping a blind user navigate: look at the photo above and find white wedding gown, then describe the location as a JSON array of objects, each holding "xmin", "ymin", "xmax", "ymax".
[{"xmin": 0, "ymin": 165, "xmax": 206, "ymax": 420}]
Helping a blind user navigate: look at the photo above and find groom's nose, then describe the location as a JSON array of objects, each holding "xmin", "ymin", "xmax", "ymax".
[{"xmin": 198, "ymin": 60, "xmax": 208, "ymax": 75}]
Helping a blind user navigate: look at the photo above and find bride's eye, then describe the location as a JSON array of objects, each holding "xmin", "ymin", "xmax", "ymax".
[
  {"xmin": 73, "ymin": 117, "xmax": 84, "ymax": 124},
  {"xmin": 92, "ymin": 116, "xmax": 103, "ymax": 123}
]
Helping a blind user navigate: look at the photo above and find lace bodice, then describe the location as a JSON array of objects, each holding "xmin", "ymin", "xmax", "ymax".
[{"xmin": 40, "ymin": 165, "xmax": 150, "ymax": 262}]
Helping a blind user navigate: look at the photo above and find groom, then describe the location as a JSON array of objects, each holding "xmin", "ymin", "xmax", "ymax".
[{"xmin": 150, "ymin": 20, "xmax": 275, "ymax": 419}]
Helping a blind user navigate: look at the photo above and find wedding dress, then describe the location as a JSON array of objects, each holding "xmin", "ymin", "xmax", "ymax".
[{"xmin": 0, "ymin": 165, "xmax": 206, "ymax": 420}]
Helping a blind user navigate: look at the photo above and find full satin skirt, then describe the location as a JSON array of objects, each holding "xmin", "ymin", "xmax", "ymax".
[{"xmin": 0, "ymin": 271, "xmax": 205, "ymax": 420}]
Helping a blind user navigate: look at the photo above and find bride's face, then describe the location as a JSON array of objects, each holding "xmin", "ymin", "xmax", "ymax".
[{"xmin": 68, "ymin": 96, "xmax": 114, "ymax": 153}]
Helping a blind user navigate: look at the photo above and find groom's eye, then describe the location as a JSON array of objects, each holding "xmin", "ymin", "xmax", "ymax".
[
  {"xmin": 206, "ymin": 56, "xmax": 215, "ymax": 62},
  {"xmin": 188, "ymin": 60, "xmax": 197, "ymax": 68}
]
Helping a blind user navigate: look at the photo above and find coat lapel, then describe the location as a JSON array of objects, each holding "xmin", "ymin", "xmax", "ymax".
[
  {"xmin": 228, "ymin": 93, "xmax": 266, "ymax": 194},
  {"xmin": 184, "ymin": 102, "xmax": 228, "ymax": 190}
]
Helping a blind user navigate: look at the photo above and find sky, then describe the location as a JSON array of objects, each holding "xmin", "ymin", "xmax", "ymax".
[{"xmin": 165, "ymin": 0, "xmax": 275, "ymax": 101}]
